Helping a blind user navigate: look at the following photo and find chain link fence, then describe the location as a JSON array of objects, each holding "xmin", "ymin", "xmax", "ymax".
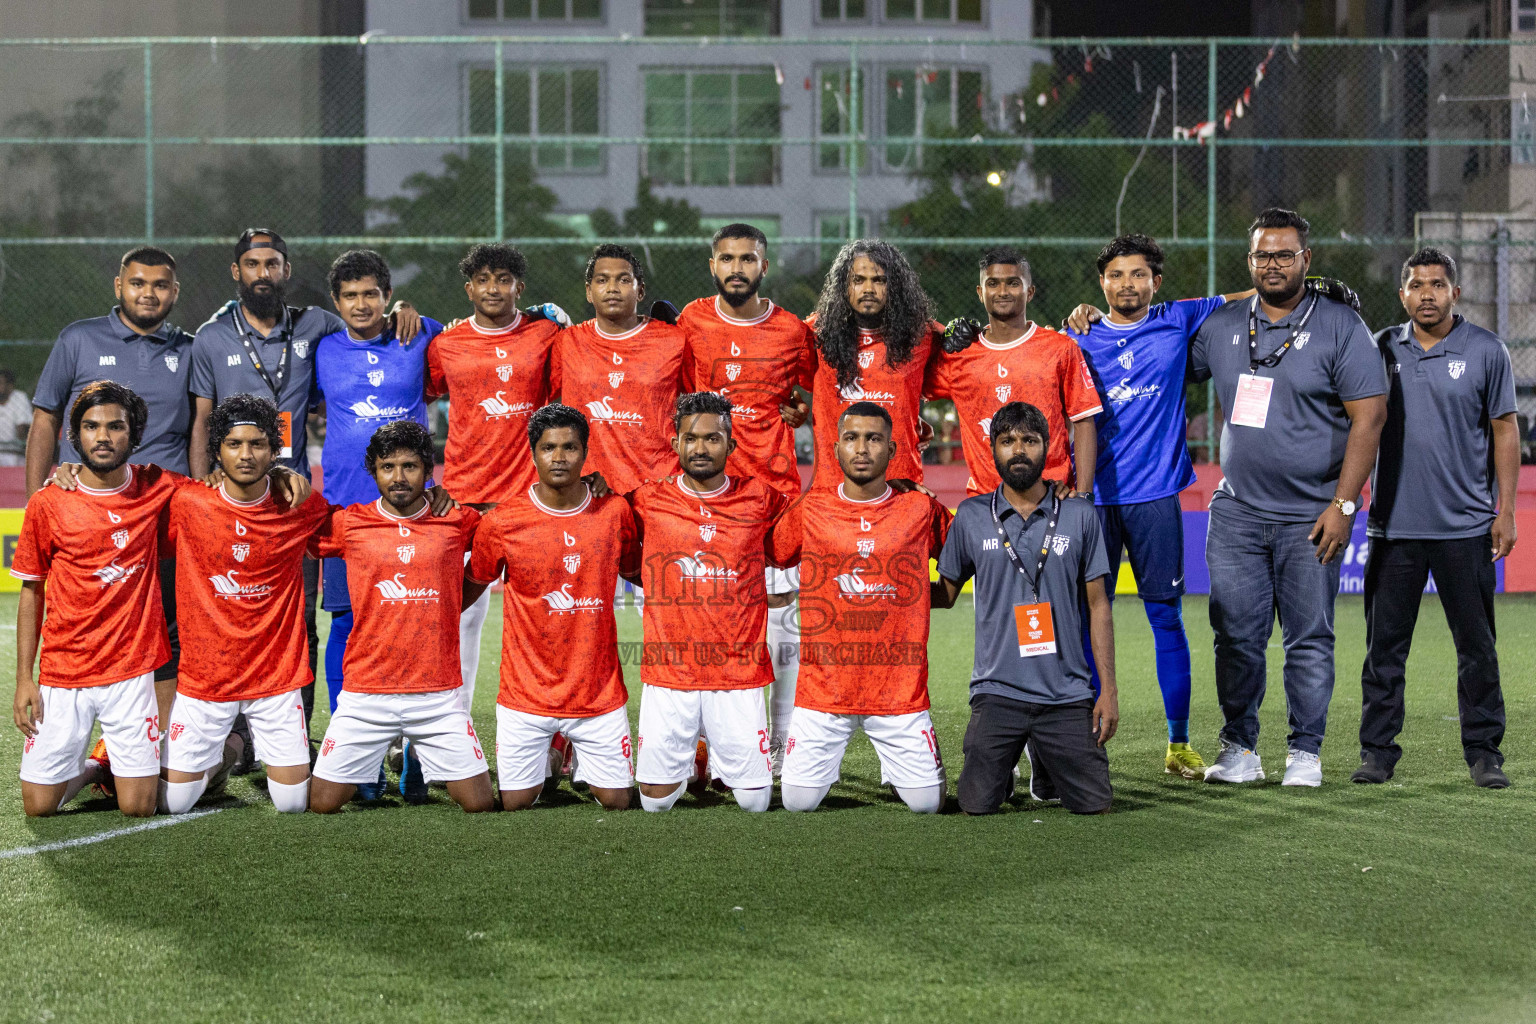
[{"xmin": 0, "ymin": 34, "xmax": 1531, "ymax": 459}]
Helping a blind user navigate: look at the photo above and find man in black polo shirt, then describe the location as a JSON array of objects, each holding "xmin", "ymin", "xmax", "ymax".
[
  {"xmin": 1355, "ymin": 248, "xmax": 1519, "ymax": 789},
  {"xmin": 27, "ymin": 245, "xmax": 195, "ymax": 731},
  {"xmin": 936, "ymin": 401, "xmax": 1119, "ymax": 814}
]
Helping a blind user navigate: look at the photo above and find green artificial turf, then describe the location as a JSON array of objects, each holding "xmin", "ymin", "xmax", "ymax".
[{"xmin": 0, "ymin": 593, "xmax": 1531, "ymax": 1023}]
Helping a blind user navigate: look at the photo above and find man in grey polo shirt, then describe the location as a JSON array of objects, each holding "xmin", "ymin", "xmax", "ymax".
[
  {"xmin": 1355, "ymin": 248, "xmax": 1519, "ymax": 789},
  {"xmin": 27, "ymin": 245, "xmax": 195, "ymax": 731},
  {"xmin": 936, "ymin": 401, "xmax": 1119, "ymax": 814},
  {"xmin": 1191, "ymin": 207, "xmax": 1387, "ymax": 787}
]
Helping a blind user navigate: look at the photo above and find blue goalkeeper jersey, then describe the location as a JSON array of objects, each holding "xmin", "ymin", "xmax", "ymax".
[
  {"xmin": 315, "ymin": 319, "xmax": 442, "ymax": 505},
  {"xmin": 1077, "ymin": 297, "xmax": 1225, "ymax": 506}
]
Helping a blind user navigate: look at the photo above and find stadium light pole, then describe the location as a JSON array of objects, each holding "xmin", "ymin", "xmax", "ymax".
[
  {"xmin": 494, "ymin": 39, "xmax": 505, "ymax": 242},
  {"xmin": 144, "ymin": 41, "xmax": 155, "ymax": 240},
  {"xmin": 848, "ymin": 41, "xmax": 859, "ymax": 241}
]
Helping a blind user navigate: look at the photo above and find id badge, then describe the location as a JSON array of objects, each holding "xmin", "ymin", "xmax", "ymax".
[
  {"xmin": 1014, "ymin": 601, "xmax": 1057, "ymax": 657},
  {"xmin": 277, "ymin": 411, "xmax": 294, "ymax": 459},
  {"xmin": 1230, "ymin": 374, "xmax": 1274, "ymax": 429}
]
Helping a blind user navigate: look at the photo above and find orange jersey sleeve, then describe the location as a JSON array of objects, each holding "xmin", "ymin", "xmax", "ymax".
[
  {"xmin": 11, "ymin": 465, "xmax": 178, "ymax": 688},
  {"xmin": 429, "ymin": 312, "xmax": 559, "ymax": 504},
  {"xmin": 472, "ymin": 487, "xmax": 632, "ymax": 718},
  {"xmin": 556, "ymin": 318, "xmax": 687, "ymax": 494}
]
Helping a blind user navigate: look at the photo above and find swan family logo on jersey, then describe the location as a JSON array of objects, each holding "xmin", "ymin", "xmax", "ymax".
[
  {"xmin": 540, "ymin": 582, "xmax": 605, "ymax": 614},
  {"xmin": 374, "ymin": 573, "xmax": 440, "ymax": 604},
  {"xmin": 1106, "ymin": 378, "xmax": 1161, "ymax": 404},
  {"xmin": 397, "ymin": 544, "xmax": 415, "ymax": 564},
  {"xmin": 92, "ymin": 559, "xmax": 144, "ymax": 587},
  {"xmin": 349, "ymin": 395, "xmax": 412, "ymax": 421},
  {"xmin": 367, "ymin": 369, "xmax": 385, "ymax": 387},
  {"xmin": 838, "ymin": 379, "xmax": 896, "ymax": 403},
  {"xmin": 563, "ymin": 553, "xmax": 581, "ymax": 574},
  {"xmin": 995, "ymin": 385, "xmax": 1012, "ymax": 403},
  {"xmin": 979, "ymin": 416, "xmax": 993, "ymax": 439},
  {"xmin": 231, "ymin": 543, "xmax": 250, "ymax": 563},
  {"xmin": 585, "ymin": 396, "xmax": 643, "ymax": 423},
  {"xmin": 834, "ymin": 567, "xmax": 898, "ymax": 598},
  {"xmin": 111, "ymin": 529, "xmax": 130, "ymax": 550},
  {"xmin": 209, "ymin": 570, "xmax": 273, "ymax": 599},
  {"xmin": 477, "ymin": 392, "xmax": 535, "ymax": 420},
  {"xmin": 675, "ymin": 552, "xmax": 740, "ymax": 581}
]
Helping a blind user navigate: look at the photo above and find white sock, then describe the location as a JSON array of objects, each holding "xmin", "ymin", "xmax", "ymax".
[
  {"xmin": 733, "ymin": 785, "xmax": 771, "ymax": 813},
  {"xmin": 459, "ymin": 587, "xmax": 491, "ymax": 712},
  {"xmin": 56, "ymin": 767, "xmax": 97, "ymax": 811},
  {"xmin": 268, "ymin": 778, "xmax": 309, "ymax": 813},
  {"xmin": 781, "ymin": 783, "xmax": 829, "ymax": 812},
  {"xmin": 766, "ymin": 601, "xmax": 800, "ymax": 748},
  {"xmin": 896, "ymin": 784, "xmax": 945, "ymax": 814},
  {"xmin": 164, "ymin": 777, "xmax": 208, "ymax": 815},
  {"xmin": 639, "ymin": 784, "xmax": 685, "ymax": 813}
]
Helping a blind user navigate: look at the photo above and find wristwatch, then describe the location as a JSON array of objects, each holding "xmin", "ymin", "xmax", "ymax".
[{"xmin": 1331, "ymin": 496, "xmax": 1357, "ymax": 516}]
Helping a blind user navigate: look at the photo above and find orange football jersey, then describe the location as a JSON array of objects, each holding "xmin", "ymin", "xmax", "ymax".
[
  {"xmin": 167, "ymin": 483, "xmax": 331, "ymax": 702},
  {"xmin": 468, "ymin": 486, "xmax": 640, "ymax": 718},
  {"xmin": 771, "ymin": 484, "xmax": 952, "ymax": 715},
  {"xmin": 629, "ymin": 474, "xmax": 792, "ymax": 691},
  {"xmin": 315, "ymin": 500, "xmax": 481, "ymax": 695},
  {"xmin": 925, "ymin": 323, "xmax": 1102, "ymax": 497},
  {"xmin": 551, "ymin": 317, "xmax": 688, "ymax": 495},
  {"xmin": 10, "ymin": 465, "xmax": 180, "ymax": 688},
  {"xmin": 807, "ymin": 317, "xmax": 940, "ymax": 492},
  {"xmin": 426, "ymin": 312, "xmax": 560, "ymax": 504},
  {"xmin": 679, "ymin": 297, "xmax": 815, "ymax": 497}
]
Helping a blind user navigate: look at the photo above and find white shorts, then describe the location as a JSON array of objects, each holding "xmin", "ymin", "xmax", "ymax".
[
  {"xmin": 19, "ymin": 673, "xmax": 160, "ymax": 785},
  {"xmin": 765, "ymin": 565, "xmax": 800, "ymax": 595},
  {"xmin": 636, "ymin": 684, "xmax": 771, "ymax": 789},
  {"xmin": 166, "ymin": 689, "xmax": 309, "ymax": 775},
  {"xmin": 495, "ymin": 704, "xmax": 632, "ymax": 792},
  {"xmin": 782, "ymin": 707, "xmax": 945, "ymax": 789},
  {"xmin": 315, "ymin": 688, "xmax": 487, "ymax": 785}
]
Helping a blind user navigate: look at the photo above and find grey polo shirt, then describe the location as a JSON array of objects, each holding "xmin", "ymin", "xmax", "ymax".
[
  {"xmin": 190, "ymin": 302, "xmax": 342, "ymax": 473},
  {"xmin": 937, "ymin": 490, "xmax": 1109, "ymax": 706},
  {"xmin": 1191, "ymin": 294, "xmax": 1387, "ymax": 523},
  {"xmin": 33, "ymin": 307, "xmax": 196, "ymax": 473},
  {"xmin": 1368, "ymin": 316, "xmax": 1518, "ymax": 540}
]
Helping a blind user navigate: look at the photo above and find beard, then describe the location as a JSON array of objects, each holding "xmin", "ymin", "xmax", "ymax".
[
  {"xmin": 238, "ymin": 278, "xmax": 287, "ymax": 321},
  {"xmin": 995, "ymin": 454, "xmax": 1044, "ymax": 492},
  {"xmin": 1254, "ymin": 271, "xmax": 1304, "ymax": 306},
  {"xmin": 714, "ymin": 273, "xmax": 762, "ymax": 309},
  {"xmin": 83, "ymin": 443, "xmax": 131, "ymax": 475},
  {"xmin": 120, "ymin": 300, "xmax": 174, "ymax": 331}
]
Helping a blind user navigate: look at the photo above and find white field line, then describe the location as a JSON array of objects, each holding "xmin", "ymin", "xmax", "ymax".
[{"xmin": 0, "ymin": 807, "xmax": 223, "ymax": 860}]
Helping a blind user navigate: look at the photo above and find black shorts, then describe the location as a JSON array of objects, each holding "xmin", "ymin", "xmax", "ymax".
[
  {"xmin": 1097, "ymin": 494, "xmax": 1185, "ymax": 601},
  {"xmin": 957, "ymin": 693, "xmax": 1111, "ymax": 814},
  {"xmin": 154, "ymin": 557, "xmax": 179, "ymax": 682}
]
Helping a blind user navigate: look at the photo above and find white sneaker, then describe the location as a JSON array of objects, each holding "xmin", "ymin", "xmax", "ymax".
[
  {"xmin": 1204, "ymin": 740, "xmax": 1265, "ymax": 783},
  {"xmin": 1283, "ymin": 749, "xmax": 1323, "ymax": 787}
]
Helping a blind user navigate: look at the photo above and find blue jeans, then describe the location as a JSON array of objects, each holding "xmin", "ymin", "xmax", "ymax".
[{"xmin": 1205, "ymin": 508, "xmax": 1341, "ymax": 756}]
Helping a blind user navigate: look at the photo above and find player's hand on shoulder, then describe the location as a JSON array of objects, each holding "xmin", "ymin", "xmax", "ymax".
[
  {"xmin": 941, "ymin": 317, "xmax": 983, "ymax": 353},
  {"xmin": 582, "ymin": 471, "xmax": 612, "ymax": 498},
  {"xmin": 268, "ymin": 466, "xmax": 313, "ymax": 508},
  {"xmin": 1305, "ymin": 276, "xmax": 1362, "ymax": 313},
  {"xmin": 779, "ymin": 397, "xmax": 809, "ymax": 429},
  {"xmin": 1063, "ymin": 304, "xmax": 1105, "ymax": 336},
  {"xmin": 387, "ymin": 301, "xmax": 422, "ymax": 344},
  {"xmin": 916, "ymin": 417, "xmax": 935, "ymax": 454},
  {"xmin": 199, "ymin": 466, "xmax": 227, "ymax": 489},
  {"xmin": 427, "ymin": 485, "xmax": 459, "ymax": 517},
  {"xmin": 49, "ymin": 463, "xmax": 83, "ymax": 491},
  {"xmin": 888, "ymin": 478, "xmax": 937, "ymax": 499},
  {"xmin": 525, "ymin": 302, "xmax": 571, "ymax": 328}
]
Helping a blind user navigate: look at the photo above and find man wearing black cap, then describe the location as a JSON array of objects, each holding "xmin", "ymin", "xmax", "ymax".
[{"xmin": 188, "ymin": 229, "xmax": 421, "ymax": 747}]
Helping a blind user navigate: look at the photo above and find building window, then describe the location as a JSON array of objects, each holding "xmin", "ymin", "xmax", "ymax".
[
  {"xmin": 819, "ymin": 0, "xmax": 869, "ymax": 20},
  {"xmin": 644, "ymin": 68, "xmax": 780, "ymax": 186},
  {"xmin": 816, "ymin": 66, "xmax": 867, "ymax": 172},
  {"xmin": 881, "ymin": 66, "xmax": 986, "ymax": 170},
  {"xmin": 884, "ymin": 0, "xmax": 983, "ymax": 23},
  {"xmin": 1518, "ymin": 0, "xmax": 1535, "ymax": 33},
  {"xmin": 816, "ymin": 212, "xmax": 870, "ymax": 258},
  {"xmin": 467, "ymin": 66, "xmax": 603, "ymax": 173},
  {"xmin": 645, "ymin": 0, "xmax": 779, "ymax": 35},
  {"xmin": 466, "ymin": 0, "xmax": 602, "ymax": 21},
  {"xmin": 1515, "ymin": 114, "xmax": 1534, "ymax": 165}
]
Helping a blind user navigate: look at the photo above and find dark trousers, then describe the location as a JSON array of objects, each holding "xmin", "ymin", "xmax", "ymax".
[
  {"xmin": 1361, "ymin": 534, "xmax": 1504, "ymax": 767},
  {"xmin": 958, "ymin": 694, "xmax": 1111, "ymax": 814},
  {"xmin": 154, "ymin": 557, "xmax": 180, "ymax": 681}
]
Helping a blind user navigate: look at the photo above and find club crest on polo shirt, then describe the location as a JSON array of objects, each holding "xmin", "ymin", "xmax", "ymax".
[
  {"xmin": 373, "ymin": 572, "xmax": 440, "ymax": 604},
  {"xmin": 348, "ymin": 395, "xmax": 411, "ymax": 421},
  {"xmin": 231, "ymin": 543, "xmax": 250, "ymax": 563},
  {"xmin": 477, "ymin": 391, "xmax": 535, "ymax": 420},
  {"xmin": 1051, "ymin": 535, "xmax": 1071, "ymax": 556},
  {"xmin": 164, "ymin": 354, "xmax": 179, "ymax": 373},
  {"xmin": 1293, "ymin": 332, "xmax": 1310, "ymax": 350},
  {"xmin": 674, "ymin": 552, "xmax": 740, "ymax": 580},
  {"xmin": 208, "ymin": 569, "xmax": 273, "ymax": 599},
  {"xmin": 367, "ymin": 369, "xmax": 385, "ymax": 387},
  {"xmin": 834, "ymin": 566, "xmax": 898, "ymax": 598},
  {"xmin": 540, "ymin": 582, "xmax": 604, "ymax": 614},
  {"xmin": 1118, "ymin": 350, "xmax": 1134, "ymax": 370},
  {"xmin": 92, "ymin": 558, "xmax": 144, "ymax": 587},
  {"xmin": 293, "ymin": 340, "xmax": 310, "ymax": 359},
  {"xmin": 584, "ymin": 396, "xmax": 642, "ymax": 424},
  {"xmin": 111, "ymin": 529, "xmax": 130, "ymax": 549},
  {"xmin": 563, "ymin": 552, "xmax": 581, "ymax": 574},
  {"xmin": 397, "ymin": 544, "xmax": 415, "ymax": 564},
  {"xmin": 1449, "ymin": 360, "xmax": 1467, "ymax": 380},
  {"xmin": 995, "ymin": 385, "xmax": 1011, "ymax": 403},
  {"xmin": 699, "ymin": 522, "xmax": 717, "ymax": 543}
]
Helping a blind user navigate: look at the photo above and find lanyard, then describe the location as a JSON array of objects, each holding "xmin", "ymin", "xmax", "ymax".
[
  {"xmin": 234, "ymin": 306, "xmax": 292, "ymax": 401},
  {"xmin": 1247, "ymin": 292, "xmax": 1319, "ymax": 373},
  {"xmin": 990, "ymin": 489, "xmax": 1058, "ymax": 603}
]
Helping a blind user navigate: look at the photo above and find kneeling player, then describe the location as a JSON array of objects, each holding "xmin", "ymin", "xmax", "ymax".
[
  {"xmin": 469, "ymin": 404, "xmax": 640, "ymax": 811},
  {"xmin": 12, "ymin": 383, "xmax": 176, "ymax": 817},
  {"xmin": 162, "ymin": 395, "xmax": 330, "ymax": 814},
  {"xmin": 310, "ymin": 421, "xmax": 494, "ymax": 813},
  {"xmin": 773, "ymin": 403, "xmax": 953, "ymax": 813},
  {"xmin": 628, "ymin": 392, "xmax": 791, "ymax": 812}
]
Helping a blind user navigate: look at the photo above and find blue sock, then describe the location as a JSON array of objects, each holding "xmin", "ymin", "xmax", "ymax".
[
  {"xmin": 1145, "ymin": 598, "xmax": 1192, "ymax": 743},
  {"xmin": 325, "ymin": 611, "xmax": 353, "ymax": 713}
]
